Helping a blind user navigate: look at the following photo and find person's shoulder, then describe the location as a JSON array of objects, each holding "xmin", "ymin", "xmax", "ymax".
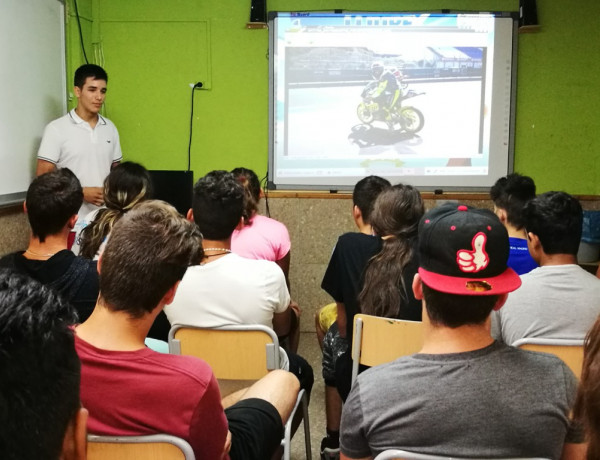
[
  {"xmin": 337, "ymin": 232, "xmax": 379, "ymax": 245},
  {"xmin": 77, "ymin": 334, "xmax": 215, "ymax": 386},
  {"xmin": 238, "ymin": 254, "xmax": 284, "ymax": 275},
  {"xmin": 253, "ymin": 214, "xmax": 285, "ymax": 227},
  {"xmin": 495, "ymin": 341, "xmax": 571, "ymax": 371},
  {"xmin": 48, "ymin": 112, "xmax": 71, "ymax": 125},
  {"xmin": 0, "ymin": 252, "xmax": 22, "ymax": 268},
  {"xmin": 147, "ymin": 351, "xmax": 214, "ymax": 379}
]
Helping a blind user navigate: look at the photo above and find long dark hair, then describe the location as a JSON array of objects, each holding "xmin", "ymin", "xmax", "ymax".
[
  {"xmin": 231, "ymin": 167, "xmax": 261, "ymax": 226},
  {"xmin": 79, "ymin": 162, "xmax": 151, "ymax": 259},
  {"xmin": 358, "ymin": 184, "xmax": 424, "ymax": 318},
  {"xmin": 574, "ymin": 315, "xmax": 600, "ymax": 458}
]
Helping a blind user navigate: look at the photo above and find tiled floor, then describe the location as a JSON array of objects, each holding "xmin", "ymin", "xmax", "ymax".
[{"xmin": 291, "ymin": 331, "xmax": 327, "ymax": 459}]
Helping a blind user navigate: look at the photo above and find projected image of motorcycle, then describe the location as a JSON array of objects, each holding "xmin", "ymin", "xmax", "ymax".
[{"xmin": 357, "ymin": 80, "xmax": 425, "ymax": 133}]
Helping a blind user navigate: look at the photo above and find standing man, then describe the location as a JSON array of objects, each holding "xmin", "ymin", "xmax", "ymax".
[{"xmin": 37, "ymin": 64, "xmax": 122, "ymax": 219}]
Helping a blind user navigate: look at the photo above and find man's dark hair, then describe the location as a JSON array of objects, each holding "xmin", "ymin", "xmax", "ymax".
[
  {"xmin": 352, "ymin": 175, "xmax": 391, "ymax": 224},
  {"xmin": 422, "ymin": 283, "xmax": 500, "ymax": 328},
  {"xmin": 522, "ymin": 191, "xmax": 583, "ymax": 255},
  {"xmin": 27, "ymin": 168, "xmax": 83, "ymax": 242},
  {"xmin": 490, "ymin": 173, "xmax": 536, "ymax": 229},
  {"xmin": 0, "ymin": 270, "xmax": 80, "ymax": 460},
  {"xmin": 99, "ymin": 200, "xmax": 203, "ymax": 317},
  {"xmin": 192, "ymin": 170, "xmax": 245, "ymax": 240},
  {"xmin": 74, "ymin": 64, "xmax": 108, "ymax": 88}
]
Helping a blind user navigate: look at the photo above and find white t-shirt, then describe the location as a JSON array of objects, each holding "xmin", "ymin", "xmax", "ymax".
[
  {"xmin": 71, "ymin": 209, "xmax": 107, "ymax": 260},
  {"xmin": 38, "ymin": 109, "xmax": 123, "ymax": 218},
  {"xmin": 492, "ymin": 264, "xmax": 600, "ymax": 344},
  {"xmin": 165, "ymin": 253, "xmax": 290, "ymax": 329}
]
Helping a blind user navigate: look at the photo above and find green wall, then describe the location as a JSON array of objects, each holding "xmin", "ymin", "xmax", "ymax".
[{"xmin": 65, "ymin": 0, "xmax": 600, "ymax": 194}]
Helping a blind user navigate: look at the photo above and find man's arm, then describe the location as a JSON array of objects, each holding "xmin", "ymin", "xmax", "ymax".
[
  {"xmin": 189, "ymin": 374, "xmax": 230, "ymax": 459},
  {"xmin": 561, "ymin": 442, "xmax": 587, "ymax": 460},
  {"xmin": 273, "ymin": 307, "xmax": 292, "ymax": 337},
  {"xmin": 36, "ymin": 159, "xmax": 56, "ymax": 176},
  {"xmin": 336, "ymin": 302, "xmax": 347, "ymax": 338},
  {"xmin": 275, "ymin": 251, "xmax": 291, "ymax": 290},
  {"xmin": 341, "ymin": 454, "xmax": 372, "ymax": 460}
]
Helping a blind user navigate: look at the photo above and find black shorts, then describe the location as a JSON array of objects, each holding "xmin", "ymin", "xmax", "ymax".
[{"xmin": 225, "ymin": 398, "xmax": 284, "ymax": 460}]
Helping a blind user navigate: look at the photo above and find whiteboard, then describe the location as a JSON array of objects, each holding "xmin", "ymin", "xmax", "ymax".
[{"xmin": 0, "ymin": 0, "xmax": 66, "ymax": 205}]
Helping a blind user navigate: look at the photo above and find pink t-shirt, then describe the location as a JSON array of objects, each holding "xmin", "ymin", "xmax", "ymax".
[
  {"xmin": 75, "ymin": 335, "xmax": 229, "ymax": 459},
  {"xmin": 231, "ymin": 214, "xmax": 291, "ymax": 262}
]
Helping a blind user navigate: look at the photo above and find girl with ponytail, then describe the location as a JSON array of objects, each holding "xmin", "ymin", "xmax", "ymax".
[
  {"xmin": 75, "ymin": 162, "xmax": 151, "ymax": 260},
  {"xmin": 358, "ymin": 184, "xmax": 424, "ymax": 320}
]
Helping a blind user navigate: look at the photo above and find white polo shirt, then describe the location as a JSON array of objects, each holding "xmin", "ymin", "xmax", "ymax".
[{"xmin": 38, "ymin": 109, "xmax": 123, "ymax": 217}]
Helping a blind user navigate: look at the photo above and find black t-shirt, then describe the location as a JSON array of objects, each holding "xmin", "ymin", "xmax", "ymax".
[
  {"xmin": 0, "ymin": 249, "xmax": 99, "ymax": 322},
  {"xmin": 321, "ymin": 232, "xmax": 382, "ymax": 339},
  {"xmin": 0, "ymin": 250, "xmax": 172, "ymax": 341},
  {"xmin": 321, "ymin": 232, "xmax": 422, "ymax": 340}
]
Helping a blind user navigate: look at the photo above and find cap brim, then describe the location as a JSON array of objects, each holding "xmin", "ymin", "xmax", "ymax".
[{"xmin": 418, "ymin": 267, "xmax": 521, "ymax": 296}]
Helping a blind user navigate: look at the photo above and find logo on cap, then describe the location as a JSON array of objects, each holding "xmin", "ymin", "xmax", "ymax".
[{"xmin": 456, "ymin": 232, "xmax": 489, "ymax": 273}]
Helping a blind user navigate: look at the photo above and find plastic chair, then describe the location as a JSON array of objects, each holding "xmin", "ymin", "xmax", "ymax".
[
  {"xmin": 168, "ymin": 323, "xmax": 311, "ymax": 460},
  {"xmin": 87, "ymin": 434, "xmax": 195, "ymax": 460},
  {"xmin": 351, "ymin": 313, "xmax": 424, "ymax": 387},
  {"xmin": 375, "ymin": 449, "xmax": 550, "ymax": 460},
  {"xmin": 512, "ymin": 337, "xmax": 584, "ymax": 379}
]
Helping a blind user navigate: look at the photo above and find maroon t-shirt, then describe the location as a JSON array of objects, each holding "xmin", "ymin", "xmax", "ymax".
[{"xmin": 75, "ymin": 335, "xmax": 229, "ymax": 459}]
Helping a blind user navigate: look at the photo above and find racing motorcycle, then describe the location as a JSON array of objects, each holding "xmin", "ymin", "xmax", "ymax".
[{"xmin": 357, "ymin": 80, "xmax": 425, "ymax": 133}]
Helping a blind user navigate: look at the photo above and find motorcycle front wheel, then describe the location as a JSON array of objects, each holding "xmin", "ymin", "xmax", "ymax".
[
  {"xmin": 357, "ymin": 103, "xmax": 375, "ymax": 124},
  {"xmin": 400, "ymin": 107, "xmax": 424, "ymax": 133}
]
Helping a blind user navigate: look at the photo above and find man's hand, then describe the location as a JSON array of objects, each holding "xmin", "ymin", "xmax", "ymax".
[
  {"xmin": 221, "ymin": 430, "xmax": 232, "ymax": 459},
  {"xmin": 289, "ymin": 300, "xmax": 301, "ymax": 318},
  {"xmin": 83, "ymin": 187, "xmax": 104, "ymax": 206}
]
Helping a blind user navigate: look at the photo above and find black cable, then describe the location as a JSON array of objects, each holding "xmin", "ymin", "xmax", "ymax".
[
  {"xmin": 73, "ymin": 0, "xmax": 89, "ymax": 64},
  {"xmin": 187, "ymin": 83, "xmax": 203, "ymax": 171},
  {"xmin": 187, "ymin": 87, "xmax": 194, "ymax": 171},
  {"xmin": 260, "ymin": 173, "xmax": 270, "ymax": 217}
]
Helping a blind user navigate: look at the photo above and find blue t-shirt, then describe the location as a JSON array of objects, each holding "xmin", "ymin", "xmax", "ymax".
[{"xmin": 508, "ymin": 237, "xmax": 538, "ymax": 275}]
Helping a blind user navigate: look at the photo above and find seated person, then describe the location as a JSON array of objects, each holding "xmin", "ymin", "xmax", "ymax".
[
  {"xmin": 73, "ymin": 161, "xmax": 152, "ymax": 260},
  {"xmin": 71, "ymin": 161, "xmax": 167, "ymax": 340},
  {"xmin": 230, "ymin": 167, "xmax": 300, "ymax": 352},
  {"xmin": 0, "ymin": 169, "xmax": 99, "ymax": 321},
  {"xmin": 230, "ymin": 167, "xmax": 290, "ymax": 279},
  {"xmin": 0, "ymin": 270, "xmax": 87, "ymax": 460},
  {"xmin": 341, "ymin": 203, "xmax": 585, "ymax": 459},
  {"xmin": 574, "ymin": 314, "xmax": 600, "ymax": 458},
  {"xmin": 165, "ymin": 171, "xmax": 313, "ymax": 398},
  {"xmin": 333, "ymin": 184, "xmax": 425, "ymax": 398},
  {"xmin": 75, "ymin": 200, "xmax": 300, "ymax": 460},
  {"xmin": 490, "ymin": 172, "xmax": 538, "ymax": 274},
  {"xmin": 492, "ymin": 191, "xmax": 600, "ymax": 345},
  {"xmin": 318, "ymin": 175, "xmax": 390, "ymax": 459}
]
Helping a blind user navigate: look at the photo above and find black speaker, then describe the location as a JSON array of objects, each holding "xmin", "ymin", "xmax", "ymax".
[
  {"xmin": 249, "ymin": 0, "xmax": 267, "ymax": 23},
  {"xmin": 519, "ymin": 0, "xmax": 539, "ymax": 28},
  {"xmin": 148, "ymin": 170, "xmax": 194, "ymax": 216}
]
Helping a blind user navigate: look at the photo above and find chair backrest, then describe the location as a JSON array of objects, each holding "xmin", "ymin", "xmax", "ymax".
[
  {"xmin": 374, "ymin": 449, "xmax": 549, "ymax": 460},
  {"xmin": 351, "ymin": 313, "xmax": 424, "ymax": 386},
  {"xmin": 513, "ymin": 337, "xmax": 584, "ymax": 379},
  {"xmin": 168, "ymin": 324, "xmax": 280, "ymax": 380},
  {"xmin": 87, "ymin": 434, "xmax": 195, "ymax": 460}
]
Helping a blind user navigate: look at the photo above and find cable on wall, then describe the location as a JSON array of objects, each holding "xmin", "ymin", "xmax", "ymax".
[
  {"xmin": 261, "ymin": 172, "xmax": 271, "ymax": 217},
  {"xmin": 73, "ymin": 0, "xmax": 89, "ymax": 64},
  {"xmin": 188, "ymin": 82, "xmax": 204, "ymax": 171}
]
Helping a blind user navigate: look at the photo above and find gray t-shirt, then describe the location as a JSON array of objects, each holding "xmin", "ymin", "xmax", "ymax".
[
  {"xmin": 341, "ymin": 341, "xmax": 582, "ymax": 459},
  {"xmin": 492, "ymin": 264, "xmax": 600, "ymax": 345}
]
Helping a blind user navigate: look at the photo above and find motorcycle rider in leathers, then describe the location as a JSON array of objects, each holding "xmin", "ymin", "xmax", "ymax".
[{"xmin": 369, "ymin": 62, "xmax": 401, "ymax": 123}]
